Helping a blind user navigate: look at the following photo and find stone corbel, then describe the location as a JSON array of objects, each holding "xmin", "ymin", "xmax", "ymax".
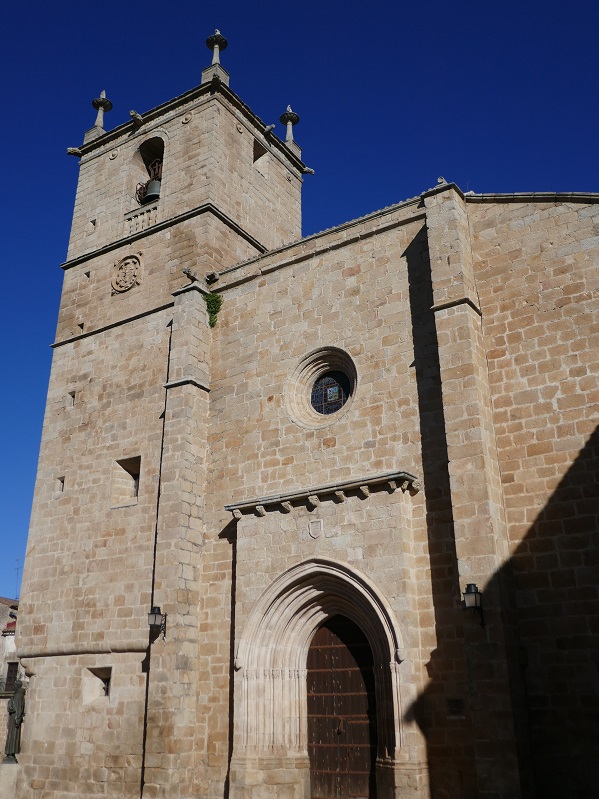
[{"xmin": 224, "ymin": 469, "xmax": 420, "ymax": 520}]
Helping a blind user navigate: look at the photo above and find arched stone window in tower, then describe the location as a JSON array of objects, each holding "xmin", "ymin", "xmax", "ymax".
[{"xmin": 135, "ymin": 137, "xmax": 164, "ymax": 205}]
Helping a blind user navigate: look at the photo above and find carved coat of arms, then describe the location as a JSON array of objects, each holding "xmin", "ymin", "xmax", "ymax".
[{"xmin": 112, "ymin": 255, "xmax": 142, "ymax": 294}]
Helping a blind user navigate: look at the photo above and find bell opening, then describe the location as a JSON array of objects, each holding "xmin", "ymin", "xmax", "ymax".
[{"xmin": 135, "ymin": 137, "xmax": 164, "ymax": 205}]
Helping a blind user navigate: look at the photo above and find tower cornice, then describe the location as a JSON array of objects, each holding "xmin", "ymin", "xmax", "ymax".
[{"xmin": 76, "ymin": 79, "xmax": 307, "ymax": 174}]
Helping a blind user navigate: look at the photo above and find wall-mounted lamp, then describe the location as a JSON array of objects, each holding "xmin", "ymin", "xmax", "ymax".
[
  {"xmin": 148, "ymin": 606, "xmax": 167, "ymax": 641},
  {"xmin": 462, "ymin": 584, "xmax": 485, "ymax": 627}
]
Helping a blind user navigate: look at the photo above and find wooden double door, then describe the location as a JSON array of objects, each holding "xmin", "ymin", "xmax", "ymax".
[{"xmin": 307, "ymin": 615, "xmax": 378, "ymax": 799}]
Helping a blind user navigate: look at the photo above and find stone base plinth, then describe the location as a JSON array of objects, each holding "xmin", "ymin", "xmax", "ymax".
[{"xmin": 0, "ymin": 762, "xmax": 18, "ymax": 799}]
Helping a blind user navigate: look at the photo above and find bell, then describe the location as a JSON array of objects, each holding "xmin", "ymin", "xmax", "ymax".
[{"xmin": 143, "ymin": 179, "xmax": 161, "ymax": 203}]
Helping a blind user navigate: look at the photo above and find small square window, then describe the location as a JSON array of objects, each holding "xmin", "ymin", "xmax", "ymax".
[{"xmin": 83, "ymin": 666, "xmax": 112, "ymax": 704}]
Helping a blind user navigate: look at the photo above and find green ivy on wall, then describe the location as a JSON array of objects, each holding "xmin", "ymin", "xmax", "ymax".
[{"xmin": 203, "ymin": 292, "xmax": 223, "ymax": 327}]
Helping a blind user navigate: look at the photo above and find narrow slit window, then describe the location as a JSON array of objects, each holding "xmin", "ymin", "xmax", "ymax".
[
  {"xmin": 111, "ymin": 457, "xmax": 141, "ymax": 506},
  {"xmin": 253, "ymin": 139, "xmax": 269, "ymax": 177},
  {"xmin": 92, "ymin": 667, "xmax": 112, "ymax": 696},
  {"xmin": 4, "ymin": 662, "xmax": 18, "ymax": 694},
  {"xmin": 253, "ymin": 139, "xmax": 268, "ymax": 162}
]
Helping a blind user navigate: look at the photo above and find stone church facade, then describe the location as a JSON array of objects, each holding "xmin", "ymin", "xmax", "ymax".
[{"xmin": 12, "ymin": 34, "xmax": 598, "ymax": 799}]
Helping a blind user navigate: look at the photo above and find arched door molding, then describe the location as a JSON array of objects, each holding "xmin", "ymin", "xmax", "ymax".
[{"xmin": 234, "ymin": 558, "xmax": 404, "ymax": 761}]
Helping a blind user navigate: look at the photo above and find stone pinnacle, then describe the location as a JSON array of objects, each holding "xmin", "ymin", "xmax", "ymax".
[
  {"xmin": 206, "ymin": 29, "xmax": 228, "ymax": 65},
  {"xmin": 91, "ymin": 90, "xmax": 113, "ymax": 130},
  {"xmin": 280, "ymin": 105, "xmax": 300, "ymax": 143}
]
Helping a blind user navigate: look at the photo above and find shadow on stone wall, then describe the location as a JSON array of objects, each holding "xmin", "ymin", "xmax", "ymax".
[
  {"xmin": 506, "ymin": 425, "xmax": 599, "ymax": 797},
  {"xmin": 219, "ymin": 520, "xmax": 237, "ymax": 799},
  {"xmin": 403, "ymin": 227, "xmax": 479, "ymax": 798},
  {"xmin": 403, "ymin": 224, "xmax": 599, "ymax": 797}
]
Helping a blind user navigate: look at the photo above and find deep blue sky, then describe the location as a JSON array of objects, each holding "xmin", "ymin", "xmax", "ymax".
[{"xmin": 2, "ymin": 1, "xmax": 598, "ymax": 599}]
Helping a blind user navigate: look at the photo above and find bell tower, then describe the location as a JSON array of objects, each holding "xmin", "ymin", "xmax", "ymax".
[
  {"xmin": 57, "ymin": 29, "xmax": 306, "ymax": 341},
  {"xmin": 16, "ymin": 33, "xmax": 308, "ymax": 799}
]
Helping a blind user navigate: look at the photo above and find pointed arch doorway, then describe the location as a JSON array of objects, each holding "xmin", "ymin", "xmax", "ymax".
[
  {"xmin": 307, "ymin": 615, "xmax": 378, "ymax": 799},
  {"xmin": 232, "ymin": 559, "xmax": 421, "ymax": 799}
]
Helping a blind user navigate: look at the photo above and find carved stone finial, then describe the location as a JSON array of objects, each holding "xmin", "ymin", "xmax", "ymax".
[
  {"xmin": 437, "ymin": 176, "xmax": 447, "ymax": 185},
  {"xmin": 201, "ymin": 30, "xmax": 230, "ymax": 86},
  {"xmin": 280, "ymin": 105, "xmax": 300, "ymax": 143},
  {"xmin": 91, "ymin": 90, "xmax": 113, "ymax": 130},
  {"xmin": 206, "ymin": 29, "xmax": 228, "ymax": 65}
]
